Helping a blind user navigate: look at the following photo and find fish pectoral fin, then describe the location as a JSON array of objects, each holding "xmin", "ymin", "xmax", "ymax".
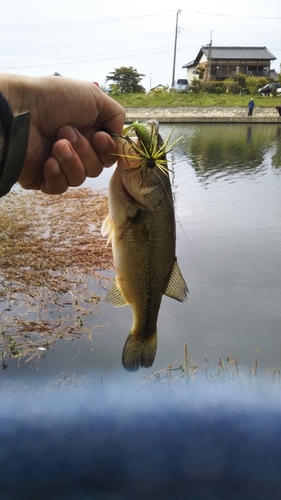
[
  {"xmin": 104, "ymin": 278, "xmax": 129, "ymax": 307},
  {"xmin": 164, "ymin": 259, "xmax": 188, "ymax": 302},
  {"xmin": 101, "ymin": 214, "xmax": 114, "ymax": 245}
]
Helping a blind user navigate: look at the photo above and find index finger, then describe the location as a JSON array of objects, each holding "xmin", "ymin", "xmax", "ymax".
[{"xmin": 95, "ymin": 92, "xmax": 125, "ymax": 136}]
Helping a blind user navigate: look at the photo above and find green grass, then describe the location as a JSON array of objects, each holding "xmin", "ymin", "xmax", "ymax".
[{"xmin": 112, "ymin": 92, "xmax": 280, "ymax": 108}]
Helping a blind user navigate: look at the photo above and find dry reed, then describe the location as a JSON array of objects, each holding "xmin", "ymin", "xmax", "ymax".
[{"xmin": 0, "ymin": 187, "xmax": 112, "ymax": 363}]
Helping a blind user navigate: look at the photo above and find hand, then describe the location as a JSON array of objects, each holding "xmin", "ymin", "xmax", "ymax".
[
  {"xmin": 1, "ymin": 74, "xmax": 125, "ymax": 193},
  {"xmin": 42, "ymin": 125, "xmax": 119, "ymax": 194}
]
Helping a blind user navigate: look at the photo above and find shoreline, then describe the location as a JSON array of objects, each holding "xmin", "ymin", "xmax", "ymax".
[{"xmin": 124, "ymin": 106, "xmax": 281, "ymax": 123}]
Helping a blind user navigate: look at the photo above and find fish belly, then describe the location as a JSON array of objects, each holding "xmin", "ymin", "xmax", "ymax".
[{"xmin": 108, "ymin": 168, "xmax": 175, "ymax": 371}]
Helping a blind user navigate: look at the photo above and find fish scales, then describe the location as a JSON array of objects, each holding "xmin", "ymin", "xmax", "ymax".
[
  {"xmin": 113, "ymin": 174, "xmax": 175, "ymax": 333},
  {"xmin": 102, "ymin": 121, "xmax": 188, "ymax": 371}
]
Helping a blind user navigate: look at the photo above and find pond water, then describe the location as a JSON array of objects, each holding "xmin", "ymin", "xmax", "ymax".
[{"xmin": 2, "ymin": 123, "xmax": 281, "ymax": 386}]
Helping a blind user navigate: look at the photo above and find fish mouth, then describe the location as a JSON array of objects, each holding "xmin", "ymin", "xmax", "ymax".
[
  {"xmin": 109, "ymin": 120, "xmax": 183, "ymax": 180},
  {"xmin": 120, "ymin": 165, "xmax": 167, "ymax": 210}
]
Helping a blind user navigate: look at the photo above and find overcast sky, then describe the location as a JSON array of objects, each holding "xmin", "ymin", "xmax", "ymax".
[{"xmin": 1, "ymin": 0, "xmax": 280, "ymax": 90}]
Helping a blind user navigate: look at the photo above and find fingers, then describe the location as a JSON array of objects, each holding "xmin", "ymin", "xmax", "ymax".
[
  {"xmin": 40, "ymin": 125, "xmax": 119, "ymax": 194},
  {"xmin": 96, "ymin": 94, "xmax": 125, "ymax": 136},
  {"xmin": 41, "ymin": 138, "xmax": 86, "ymax": 194},
  {"xmin": 58, "ymin": 125, "xmax": 118, "ymax": 174},
  {"xmin": 41, "ymin": 157, "xmax": 69, "ymax": 194},
  {"xmin": 90, "ymin": 130, "xmax": 118, "ymax": 168}
]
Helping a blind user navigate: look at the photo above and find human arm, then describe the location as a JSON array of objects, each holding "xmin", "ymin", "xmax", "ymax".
[{"xmin": 0, "ymin": 73, "xmax": 125, "ymax": 195}]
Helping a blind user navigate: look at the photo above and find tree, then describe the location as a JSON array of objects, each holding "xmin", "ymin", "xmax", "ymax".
[
  {"xmin": 194, "ymin": 66, "xmax": 205, "ymax": 80},
  {"xmin": 234, "ymin": 73, "xmax": 246, "ymax": 87},
  {"xmin": 189, "ymin": 77, "xmax": 202, "ymax": 93},
  {"xmin": 106, "ymin": 66, "xmax": 145, "ymax": 93}
]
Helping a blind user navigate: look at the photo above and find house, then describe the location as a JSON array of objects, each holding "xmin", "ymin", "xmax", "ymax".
[
  {"xmin": 183, "ymin": 46, "xmax": 276, "ymax": 82},
  {"xmin": 150, "ymin": 84, "xmax": 167, "ymax": 93},
  {"xmin": 269, "ymin": 69, "xmax": 279, "ymax": 82}
]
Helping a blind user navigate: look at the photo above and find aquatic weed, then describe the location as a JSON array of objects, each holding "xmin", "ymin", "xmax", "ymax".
[{"xmin": 0, "ymin": 188, "xmax": 112, "ymax": 364}]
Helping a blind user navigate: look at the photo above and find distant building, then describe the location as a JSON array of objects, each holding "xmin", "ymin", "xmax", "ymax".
[
  {"xmin": 183, "ymin": 46, "xmax": 277, "ymax": 82},
  {"xmin": 269, "ymin": 69, "xmax": 279, "ymax": 81},
  {"xmin": 150, "ymin": 84, "xmax": 167, "ymax": 92}
]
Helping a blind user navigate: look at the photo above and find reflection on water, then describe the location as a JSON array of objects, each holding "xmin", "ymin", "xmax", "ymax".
[
  {"xmin": 164, "ymin": 123, "xmax": 281, "ymax": 183},
  {"xmin": 1, "ymin": 123, "xmax": 281, "ymax": 385}
]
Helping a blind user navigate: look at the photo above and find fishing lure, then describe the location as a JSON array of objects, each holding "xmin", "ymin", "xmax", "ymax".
[{"xmin": 116, "ymin": 120, "xmax": 182, "ymax": 176}]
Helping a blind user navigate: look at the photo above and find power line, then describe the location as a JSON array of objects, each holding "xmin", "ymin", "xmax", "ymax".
[
  {"xmin": 1, "ymin": 46, "xmax": 176, "ymax": 70},
  {"xmin": 183, "ymin": 9, "xmax": 281, "ymax": 20},
  {"xmin": 0, "ymin": 10, "xmax": 174, "ymax": 31}
]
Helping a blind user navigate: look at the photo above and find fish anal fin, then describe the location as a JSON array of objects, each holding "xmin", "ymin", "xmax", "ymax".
[
  {"xmin": 122, "ymin": 332, "xmax": 157, "ymax": 372},
  {"xmin": 104, "ymin": 278, "xmax": 128, "ymax": 307},
  {"xmin": 164, "ymin": 259, "xmax": 188, "ymax": 302}
]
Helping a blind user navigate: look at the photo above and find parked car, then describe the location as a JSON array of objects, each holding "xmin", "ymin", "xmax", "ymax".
[
  {"xmin": 171, "ymin": 79, "xmax": 189, "ymax": 93},
  {"xmin": 258, "ymin": 82, "xmax": 281, "ymax": 96}
]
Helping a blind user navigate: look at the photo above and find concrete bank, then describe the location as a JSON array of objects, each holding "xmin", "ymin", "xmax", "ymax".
[{"xmin": 124, "ymin": 106, "xmax": 281, "ymax": 123}]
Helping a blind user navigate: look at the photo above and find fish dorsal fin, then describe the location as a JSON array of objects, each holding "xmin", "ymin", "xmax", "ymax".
[
  {"xmin": 101, "ymin": 214, "xmax": 114, "ymax": 246},
  {"xmin": 104, "ymin": 278, "xmax": 129, "ymax": 307},
  {"xmin": 164, "ymin": 259, "xmax": 188, "ymax": 302}
]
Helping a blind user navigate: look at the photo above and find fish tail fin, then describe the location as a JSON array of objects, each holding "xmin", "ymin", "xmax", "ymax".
[{"xmin": 122, "ymin": 331, "xmax": 157, "ymax": 372}]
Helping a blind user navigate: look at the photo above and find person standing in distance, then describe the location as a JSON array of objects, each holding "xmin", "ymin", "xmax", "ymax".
[{"xmin": 248, "ymin": 98, "xmax": 255, "ymax": 117}]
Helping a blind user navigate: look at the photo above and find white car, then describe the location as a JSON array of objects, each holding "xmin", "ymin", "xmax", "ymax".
[{"xmin": 170, "ymin": 79, "xmax": 189, "ymax": 93}]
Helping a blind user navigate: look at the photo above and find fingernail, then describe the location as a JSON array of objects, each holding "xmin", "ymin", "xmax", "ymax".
[
  {"xmin": 96, "ymin": 134, "xmax": 110, "ymax": 151},
  {"xmin": 49, "ymin": 161, "xmax": 61, "ymax": 175},
  {"xmin": 65, "ymin": 127, "xmax": 78, "ymax": 144},
  {"xmin": 57, "ymin": 142, "xmax": 73, "ymax": 159}
]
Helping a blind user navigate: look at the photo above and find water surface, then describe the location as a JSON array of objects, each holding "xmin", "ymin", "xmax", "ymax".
[{"xmin": 2, "ymin": 123, "xmax": 281, "ymax": 385}]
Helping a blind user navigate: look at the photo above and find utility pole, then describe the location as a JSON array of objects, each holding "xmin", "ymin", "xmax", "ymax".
[
  {"xmin": 171, "ymin": 9, "xmax": 181, "ymax": 87},
  {"xmin": 207, "ymin": 31, "xmax": 213, "ymax": 82}
]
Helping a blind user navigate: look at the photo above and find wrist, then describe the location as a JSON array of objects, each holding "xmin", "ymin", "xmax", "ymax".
[{"xmin": 0, "ymin": 73, "xmax": 28, "ymax": 115}]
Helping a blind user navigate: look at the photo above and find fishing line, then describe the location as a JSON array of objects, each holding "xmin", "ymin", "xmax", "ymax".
[{"xmin": 164, "ymin": 150, "xmax": 234, "ymax": 354}]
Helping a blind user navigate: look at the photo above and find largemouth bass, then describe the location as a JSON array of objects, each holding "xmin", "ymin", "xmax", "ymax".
[{"xmin": 102, "ymin": 121, "xmax": 188, "ymax": 372}]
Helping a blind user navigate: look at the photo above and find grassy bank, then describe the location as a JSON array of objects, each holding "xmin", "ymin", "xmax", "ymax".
[{"xmin": 112, "ymin": 92, "xmax": 280, "ymax": 108}]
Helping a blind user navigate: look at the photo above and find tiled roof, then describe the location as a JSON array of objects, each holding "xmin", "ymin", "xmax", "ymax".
[
  {"xmin": 183, "ymin": 46, "xmax": 276, "ymax": 67},
  {"xmin": 201, "ymin": 46, "xmax": 276, "ymax": 60}
]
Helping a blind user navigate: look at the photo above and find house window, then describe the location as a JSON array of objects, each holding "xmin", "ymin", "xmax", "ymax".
[
  {"xmin": 211, "ymin": 65, "xmax": 217, "ymax": 76},
  {"xmin": 263, "ymin": 67, "xmax": 269, "ymax": 76},
  {"xmin": 247, "ymin": 66, "xmax": 257, "ymax": 75}
]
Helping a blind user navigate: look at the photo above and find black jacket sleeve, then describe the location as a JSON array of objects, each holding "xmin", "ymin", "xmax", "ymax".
[{"xmin": 0, "ymin": 92, "xmax": 30, "ymax": 197}]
